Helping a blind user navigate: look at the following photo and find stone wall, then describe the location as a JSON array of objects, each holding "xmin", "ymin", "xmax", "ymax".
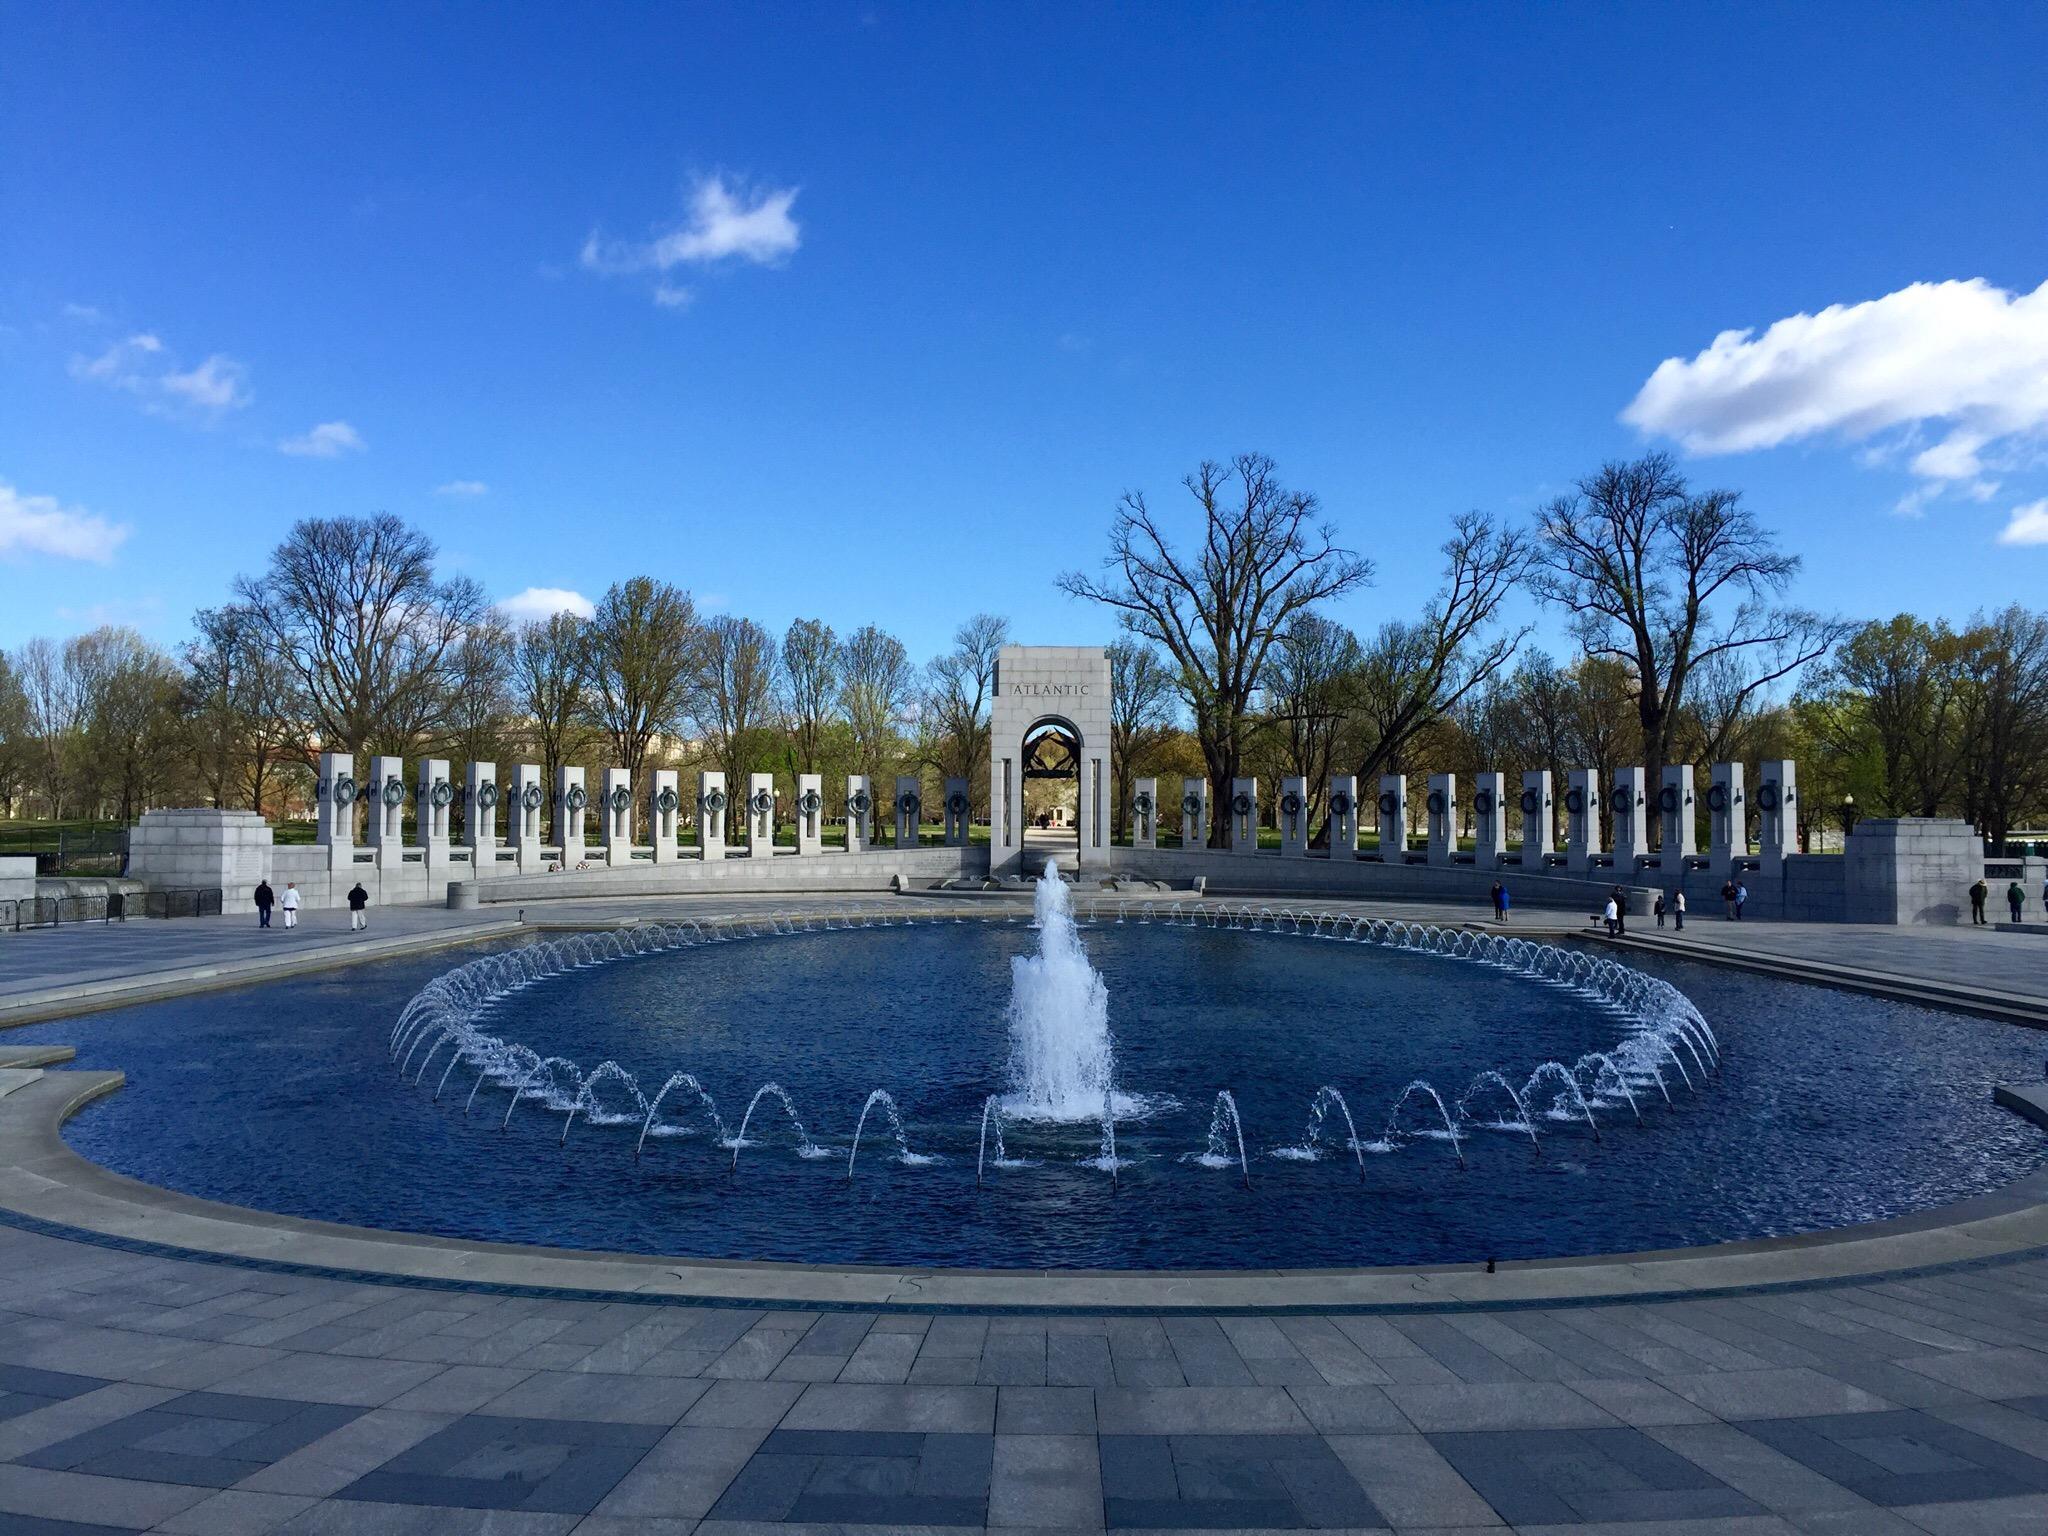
[
  {"xmin": 125, "ymin": 809, "xmax": 274, "ymax": 912},
  {"xmin": 471, "ymin": 846, "xmax": 987, "ymax": 903},
  {"xmin": 1105, "ymin": 848, "xmax": 1657, "ymax": 915},
  {"xmin": 0, "ymin": 857, "xmax": 32, "ymax": 903}
]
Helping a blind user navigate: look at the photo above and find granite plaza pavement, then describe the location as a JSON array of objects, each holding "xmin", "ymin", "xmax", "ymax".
[{"xmin": 2, "ymin": 892, "xmax": 2048, "ymax": 1533}]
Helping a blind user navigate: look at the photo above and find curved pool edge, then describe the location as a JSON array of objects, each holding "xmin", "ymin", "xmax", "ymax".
[{"xmin": 7, "ymin": 1068, "xmax": 2048, "ymax": 1313}]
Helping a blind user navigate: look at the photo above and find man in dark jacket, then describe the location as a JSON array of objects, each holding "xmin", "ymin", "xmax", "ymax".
[
  {"xmin": 253, "ymin": 879, "xmax": 274, "ymax": 928},
  {"xmin": 347, "ymin": 882, "xmax": 370, "ymax": 931}
]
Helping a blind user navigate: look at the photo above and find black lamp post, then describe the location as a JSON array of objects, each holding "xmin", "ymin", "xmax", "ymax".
[{"xmin": 1838, "ymin": 793, "xmax": 1857, "ymax": 850}]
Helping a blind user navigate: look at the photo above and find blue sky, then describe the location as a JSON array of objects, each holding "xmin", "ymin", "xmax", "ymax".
[{"xmin": 4, "ymin": 2, "xmax": 2046, "ymax": 664}]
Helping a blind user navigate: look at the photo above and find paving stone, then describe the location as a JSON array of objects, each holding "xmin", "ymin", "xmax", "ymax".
[
  {"xmin": 1427, "ymin": 1424, "xmax": 1763, "ymax": 1526},
  {"xmin": 1324, "ymin": 1433, "xmax": 1501, "ymax": 1528},
  {"xmin": 997, "ymin": 1386, "xmax": 1097, "ymax": 1435},
  {"xmin": 590, "ymin": 1424, "xmax": 769, "ymax": 1520},
  {"xmin": 1899, "ymin": 1345, "xmax": 2048, "ymax": 1399},
  {"xmin": 1383, "ymin": 1380, "xmax": 1621, "ymax": 1433},
  {"xmin": 838, "ymin": 1331, "xmax": 921, "ymax": 1384},
  {"xmin": 480, "ymin": 1371, "xmax": 710, "ymax": 1425},
  {"xmin": 781, "ymin": 1384, "xmax": 996, "ymax": 1434},
  {"xmin": 152, "ymin": 1487, "xmax": 318, "ymax": 1534},
  {"xmin": 988, "ymin": 1433, "xmax": 1102, "ymax": 1529},
  {"xmin": 1658, "ymin": 1368, "xmax": 1897, "ymax": 1422},
  {"xmin": 333, "ymin": 1413, "xmax": 663, "ymax": 1514},
  {"xmin": 1733, "ymin": 1407, "xmax": 2048, "ymax": 1507}
]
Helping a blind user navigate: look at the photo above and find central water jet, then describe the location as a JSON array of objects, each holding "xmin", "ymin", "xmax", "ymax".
[{"xmin": 1001, "ymin": 869, "xmax": 1119, "ymax": 1121}]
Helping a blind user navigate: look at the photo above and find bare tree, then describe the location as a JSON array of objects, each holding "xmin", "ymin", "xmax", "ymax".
[
  {"xmin": 1108, "ymin": 637, "xmax": 1178, "ymax": 838},
  {"xmin": 64, "ymin": 628, "xmax": 184, "ymax": 821},
  {"xmin": 1957, "ymin": 606, "xmax": 2048, "ymax": 846},
  {"xmin": 509, "ymin": 613, "xmax": 589, "ymax": 842},
  {"xmin": 184, "ymin": 605, "xmax": 303, "ymax": 812},
  {"xmin": 582, "ymin": 578, "xmax": 701, "ymax": 773},
  {"xmin": 779, "ymin": 618, "xmax": 839, "ymax": 776},
  {"xmin": 1059, "ymin": 454, "xmax": 1372, "ymax": 844},
  {"xmin": 839, "ymin": 625, "xmax": 914, "ymax": 787},
  {"xmin": 1262, "ymin": 614, "xmax": 1360, "ymax": 831},
  {"xmin": 1532, "ymin": 453, "xmax": 1843, "ymax": 816},
  {"xmin": 0, "ymin": 650, "xmax": 31, "ymax": 816},
  {"xmin": 1816, "ymin": 616, "xmax": 1972, "ymax": 817},
  {"xmin": 233, "ymin": 514, "xmax": 486, "ymax": 763},
  {"xmin": 1498, "ymin": 651, "xmax": 1576, "ymax": 843},
  {"xmin": 923, "ymin": 613, "xmax": 1009, "ymax": 811},
  {"xmin": 16, "ymin": 637, "xmax": 75, "ymax": 818},
  {"xmin": 697, "ymin": 616, "xmax": 779, "ymax": 839},
  {"xmin": 1340, "ymin": 512, "xmax": 1531, "ymax": 786}
]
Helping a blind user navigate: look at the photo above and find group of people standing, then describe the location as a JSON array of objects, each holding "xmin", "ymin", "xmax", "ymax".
[
  {"xmin": 1968, "ymin": 877, "xmax": 2043, "ymax": 926},
  {"xmin": 252, "ymin": 880, "xmax": 371, "ymax": 931}
]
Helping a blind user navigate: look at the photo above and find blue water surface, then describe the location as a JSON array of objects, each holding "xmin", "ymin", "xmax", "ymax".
[{"xmin": 14, "ymin": 920, "xmax": 2047, "ymax": 1269}]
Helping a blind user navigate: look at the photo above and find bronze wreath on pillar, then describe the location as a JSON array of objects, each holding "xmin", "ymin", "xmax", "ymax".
[
  {"xmin": 333, "ymin": 774, "xmax": 358, "ymax": 808},
  {"xmin": 1520, "ymin": 787, "xmax": 1542, "ymax": 815},
  {"xmin": 430, "ymin": 780, "xmax": 454, "ymax": 810},
  {"xmin": 701, "ymin": 786, "xmax": 728, "ymax": 817},
  {"xmin": 476, "ymin": 781, "xmax": 500, "ymax": 812},
  {"xmin": 381, "ymin": 775, "xmax": 406, "ymax": 809},
  {"xmin": 656, "ymin": 785, "xmax": 679, "ymax": 815},
  {"xmin": 520, "ymin": 782, "xmax": 544, "ymax": 813},
  {"xmin": 1329, "ymin": 791, "xmax": 1352, "ymax": 817},
  {"xmin": 564, "ymin": 784, "xmax": 588, "ymax": 814},
  {"xmin": 848, "ymin": 787, "xmax": 871, "ymax": 817},
  {"xmin": 610, "ymin": 784, "xmax": 632, "ymax": 814},
  {"xmin": 1182, "ymin": 792, "xmax": 1204, "ymax": 818}
]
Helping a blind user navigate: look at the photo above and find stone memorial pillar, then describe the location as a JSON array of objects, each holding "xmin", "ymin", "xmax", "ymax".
[
  {"xmin": 1180, "ymin": 778, "xmax": 1208, "ymax": 850},
  {"xmin": 555, "ymin": 766, "xmax": 588, "ymax": 866},
  {"xmin": 1376, "ymin": 774, "xmax": 1407, "ymax": 862},
  {"xmin": 316, "ymin": 750, "xmax": 356, "ymax": 871},
  {"xmin": 1758, "ymin": 759, "xmax": 1797, "ymax": 877},
  {"xmin": 795, "ymin": 774, "xmax": 824, "ymax": 856},
  {"xmin": 697, "ymin": 771, "xmax": 728, "ymax": 860},
  {"xmin": 1611, "ymin": 767, "xmax": 1647, "ymax": 870},
  {"xmin": 367, "ymin": 755, "xmax": 407, "ymax": 868},
  {"xmin": 846, "ymin": 776, "xmax": 873, "ymax": 853},
  {"xmin": 511, "ymin": 764, "xmax": 546, "ymax": 872},
  {"xmin": 1328, "ymin": 775, "xmax": 1359, "ymax": 858},
  {"xmin": 943, "ymin": 778, "xmax": 971, "ymax": 846},
  {"xmin": 1276, "ymin": 777, "xmax": 1309, "ymax": 857},
  {"xmin": 1519, "ymin": 770, "xmax": 1553, "ymax": 865},
  {"xmin": 1659, "ymin": 765, "xmax": 1697, "ymax": 862},
  {"xmin": 416, "ymin": 757, "xmax": 454, "ymax": 877},
  {"xmin": 649, "ymin": 769, "xmax": 681, "ymax": 863},
  {"xmin": 1473, "ymin": 772, "xmax": 1508, "ymax": 869},
  {"xmin": 464, "ymin": 761, "xmax": 498, "ymax": 869},
  {"xmin": 1131, "ymin": 778, "xmax": 1158, "ymax": 850},
  {"xmin": 745, "ymin": 772, "xmax": 776, "ymax": 857},
  {"xmin": 1079, "ymin": 747, "xmax": 1108, "ymax": 868},
  {"xmin": 1426, "ymin": 772, "xmax": 1457, "ymax": 865},
  {"xmin": 1708, "ymin": 762, "xmax": 1746, "ymax": 871},
  {"xmin": 601, "ymin": 768, "xmax": 632, "ymax": 866},
  {"xmin": 894, "ymin": 775, "xmax": 922, "ymax": 849},
  {"xmin": 1228, "ymin": 777, "xmax": 1259, "ymax": 855},
  {"xmin": 1564, "ymin": 768, "xmax": 1603, "ymax": 871}
]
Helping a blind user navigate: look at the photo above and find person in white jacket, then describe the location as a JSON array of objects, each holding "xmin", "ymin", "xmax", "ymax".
[{"xmin": 279, "ymin": 882, "xmax": 301, "ymax": 930}]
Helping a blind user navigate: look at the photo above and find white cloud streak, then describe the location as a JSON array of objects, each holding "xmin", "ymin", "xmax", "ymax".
[
  {"xmin": 71, "ymin": 332, "xmax": 252, "ymax": 420},
  {"xmin": 0, "ymin": 480, "xmax": 129, "ymax": 563},
  {"xmin": 436, "ymin": 479, "xmax": 489, "ymax": 497},
  {"xmin": 1623, "ymin": 278, "xmax": 2048, "ymax": 513},
  {"xmin": 497, "ymin": 586, "xmax": 595, "ymax": 624},
  {"xmin": 278, "ymin": 420, "xmax": 366, "ymax": 458},
  {"xmin": 1998, "ymin": 499, "xmax": 2048, "ymax": 547},
  {"xmin": 581, "ymin": 173, "xmax": 800, "ymax": 307}
]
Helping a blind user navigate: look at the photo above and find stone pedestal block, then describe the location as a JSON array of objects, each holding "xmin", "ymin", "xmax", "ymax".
[
  {"xmin": 1228, "ymin": 777, "xmax": 1258, "ymax": 855},
  {"xmin": 846, "ymin": 776, "xmax": 873, "ymax": 853},
  {"xmin": 649, "ymin": 770, "xmax": 681, "ymax": 862},
  {"xmin": 1426, "ymin": 773, "xmax": 1457, "ymax": 865},
  {"xmin": 128, "ymin": 808, "xmax": 274, "ymax": 911},
  {"xmin": 698, "ymin": 772, "xmax": 728, "ymax": 861},
  {"xmin": 1565, "ymin": 768, "xmax": 1603, "ymax": 871},
  {"xmin": 1473, "ymin": 772, "xmax": 1507, "ymax": 869},
  {"xmin": 1845, "ymin": 817, "xmax": 1981, "ymax": 924},
  {"xmin": 1328, "ymin": 775, "xmax": 1359, "ymax": 858},
  {"xmin": 1377, "ymin": 775, "xmax": 1407, "ymax": 863},
  {"xmin": 1131, "ymin": 778, "xmax": 1158, "ymax": 849},
  {"xmin": 745, "ymin": 773, "xmax": 776, "ymax": 857},
  {"xmin": 1278, "ymin": 777, "xmax": 1310, "ymax": 857},
  {"xmin": 1520, "ymin": 771, "xmax": 1553, "ymax": 863},
  {"xmin": 602, "ymin": 768, "xmax": 633, "ymax": 866},
  {"xmin": 795, "ymin": 774, "xmax": 824, "ymax": 855}
]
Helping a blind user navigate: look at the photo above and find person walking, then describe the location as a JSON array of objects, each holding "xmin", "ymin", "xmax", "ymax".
[
  {"xmin": 1654, "ymin": 893, "xmax": 1666, "ymax": 928},
  {"xmin": 1721, "ymin": 878, "xmax": 1738, "ymax": 919},
  {"xmin": 346, "ymin": 881, "xmax": 370, "ymax": 931},
  {"xmin": 1602, "ymin": 894, "xmax": 1619, "ymax": 937},
  {"xmin": 279, "ymin": 881, "xmax": 300, "ymax": 929},
  {"xmin": 1490, "ymin": 880, "xmax": 1507, "ymax": 921},
  {"xmin": 253, "ymin": 879, "xmax": 274, "ymax": 929},
  {"xmin": 1970, "ymin": 878, "xmax": 1990, "ymax": 925},
  {"xmin": 2009, "ymin": 880, "xmax": 2026, "ymax": 924},
  {"xmin": 1498, "ymin": 884, "xmax": 1511, "ymax": 923},
  {"xmin": 1611, "ymin": 886, "xmax": 1628, "ymax": 937},
  {"xmin": 1672, "ymin": 888, "xmax": 1686, "ymax": 931},
  {"xmin": 1734, "ymin": 881, "xmax": 1748, "ymax": 921}
]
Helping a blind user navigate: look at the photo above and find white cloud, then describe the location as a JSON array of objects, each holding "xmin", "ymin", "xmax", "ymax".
[
  {"xmin": 1623, "ymin": 278, "xmax": 2048, "ymax": 512},
  {"xmin": 497, "ymin": 586, "xmax": 595, "ymax": 623},
  {"xmin": 581, "ymin": 173, "xmax": 801, "ymax": 306},
  {"xmin": 436, "ymin": 479, "xmax": 489, "ymax": 497},
  {"xmin": 278, "ymin": 420, "xmax": 366, "ymax": 458},
  {"xmin": 70, "ymin": 331, "xmax": 251, "ymax": 421},
  {"xmin": 61, "ymin": 302, "xmax": 105, "ymax": 323},
  {"xmin": 1998, "ymin": 499, "xmax": 2048, "ymax": 546},
  {"xmin": 0, "ymin": 480, "xmax": 129, "ymax": 563}
]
